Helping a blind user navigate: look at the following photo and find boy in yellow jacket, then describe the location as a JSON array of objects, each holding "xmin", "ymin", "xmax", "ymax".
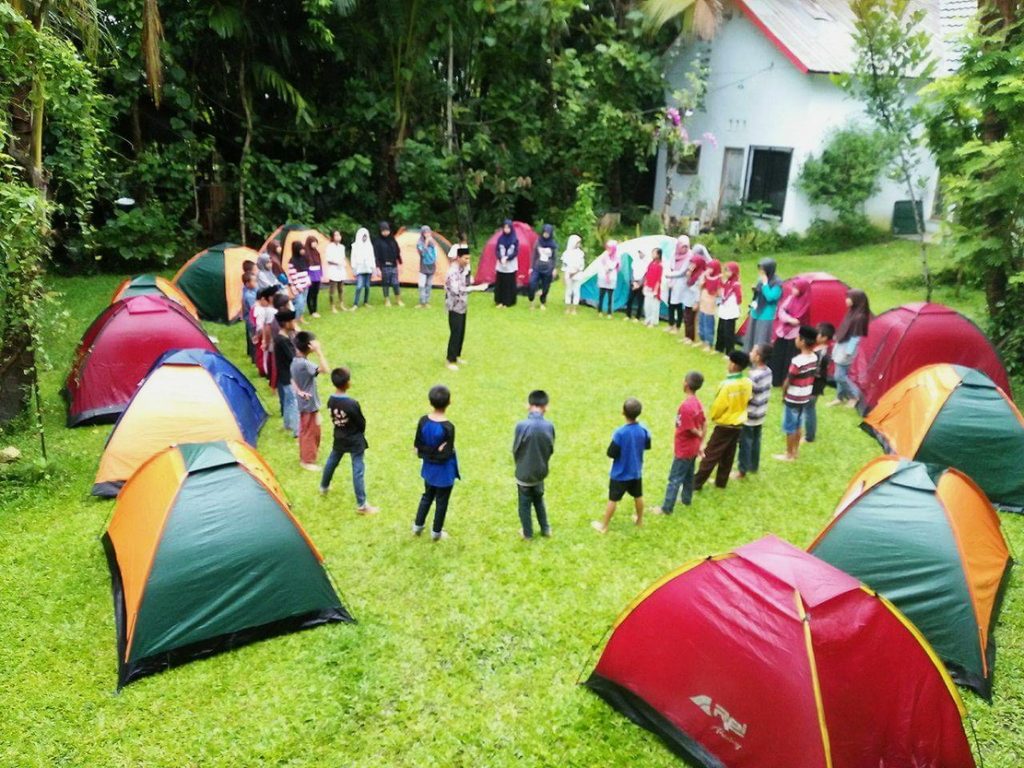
[{"xmin": 694, "ymin": 350, "xmax": 753, "ymax": 490}]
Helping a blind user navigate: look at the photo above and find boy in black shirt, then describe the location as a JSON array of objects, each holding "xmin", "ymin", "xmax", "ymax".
[
  {"xmin": 319, "ymin": 367, "xmax": 379, "ymax": 514},
  {"xmin": 805, "ymin": 322, "xmax": 835, "ymax": 443},
  {"xmin": 273, "ymin": 310, "xmax": 299, "ymax": 438}
]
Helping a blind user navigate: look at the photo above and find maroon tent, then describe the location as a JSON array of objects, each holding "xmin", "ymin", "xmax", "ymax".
[
  {"xmin": 474, "ymin": 221, "xmax": 537, "ymax": 287},
  {"xmin": 64, "ymin": 295, "xmax": 217, "ymax": 427},
  {"xmin": 739, "ymin": 271, "xmax": 850, "ymax": 338},
  {"xmin": 850, "ymin": 302, "xmax": 1010, "ymax": 411}
]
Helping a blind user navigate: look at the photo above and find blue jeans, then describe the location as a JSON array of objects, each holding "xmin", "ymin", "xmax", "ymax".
[
  {"xmin": 418, "ymin": 273, "xmax": 434, "ymax": 305},
  {"xmin": 698, "ymin": 312, "xmax": 716, "ymax": 345},
  {"xmin": 293, "ymin": 289, "xmax": 308, "ymax": 319},
  {"xmin": 381, "ymin": 265, "xmax": 400, "ymax": 298},
  {"xmin": 320, "ymin": 450, "xmax": 366, "ymax": 506},
  {"xmin": 661, "ymin": 457, "xmax": 695, "ymax": 512},
  {"xmin": 354, "ymin": 273, "xmax": 371, "ymax": 306},
  {"xmin": 529, "ymin": 271, "xmax": 553, "ymax": 304},
  {"xmin": 834, "ymin": 337, "xmax": 862, "ymax": 401},
  {"xmin": 782, "ymin": 403, "xmax": 805, "ymax": 435},
  {"xmin": 737, "ymin": 424, "xmax": 762, "ymax": 474},
  {"xmin": 517, "ymin": 483, "xmax": 549, "ymax": 538},
  {"xmin": 805, "ymin": 396, "xmax": 818, "ymax": 442},
  {"xmin": 278, "ymin": 385, "xmax": 299, "ymax": 437}
]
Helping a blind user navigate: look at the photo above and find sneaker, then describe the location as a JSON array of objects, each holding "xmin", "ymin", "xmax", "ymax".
[
  {"xmin": 413, "ymin": 304, "xmax": 423, "ymax": 309},
  {"xmin": 412, "ymin": 524, "xmax": 424, "ymax": 536},
  {"xmin": 385, "ymin": 299, "xmax": 392, "ymax": 307},
  {"xmin": 591, "ymin": 520, "xmax": 608, "ymax": 534},
  {"xmin": 446, "ymin": 362, "xmax": 459, "ymax": 371},
  {"xmin": 521, "ymin": 532, "xmax": 533, "ymax": 542},
  {"xmin": 319, "ymin": 486, "xmax": 329, "ymax": 496},
  {"xmin": 312, "ymin": 312, "xmax": 321, "ymax": 318},
  {"xmin": 431, "ymin": 531, "xmax": 450, "ymax": 542},
  {"xmin": 356, "ymin": 505, "xmax": 380, "ymax": 515},
  {"xmin": 541, "ymin": 528, "xmax": 552, "ymax": 538},
  {"xmin": 456, "ymin": 357, "xmax": 468, "ymax": 365},
  {"xmin": 300, "ymin": 463, "xmax": 322, "ymax": 472},
  {"xmin": 331, "ymin": 308, "xmax": 339, "ymax": 314},
  {"xmin": 540, "ymin": 304, "xmax": 547, "ymax": 311}
]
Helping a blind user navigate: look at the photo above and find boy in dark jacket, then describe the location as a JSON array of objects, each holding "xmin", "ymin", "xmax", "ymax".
[
  {"xmin": 512, "ymin": 390, "xmax": 556, "ymax": 540},
  {"xmin": 372, "ymin": 220, "xmax": 403, "ymax": 307},
  {"xmin": 413, "ymin": 385, "xmax": 459, "ymax": 541},
  {"xmin": 319, "ymin": 367, "xmax": 378, "ymax": 514}
]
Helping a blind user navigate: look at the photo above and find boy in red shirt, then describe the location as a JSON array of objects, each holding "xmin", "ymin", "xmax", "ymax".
[{"xmin": 651, "ymin": 371, "xmax": 706, "ymax": 514}]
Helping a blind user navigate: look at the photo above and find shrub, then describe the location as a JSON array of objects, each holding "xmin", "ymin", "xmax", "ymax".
[
  {"xmin": 798, "ymin": 126, "xmax": 892, "ymax": 226},
  {"xmin": 559, "ymin": 181, "xmax": 600, "ymax": 255},
  {"xmin": 801, "ymin": 216, "xmax": 889, "ymax": 254}
]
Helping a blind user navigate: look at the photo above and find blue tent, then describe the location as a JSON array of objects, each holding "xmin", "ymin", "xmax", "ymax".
[{"xmin": 579, "ymin": 235, "xmax": 676, "ymax": 314}]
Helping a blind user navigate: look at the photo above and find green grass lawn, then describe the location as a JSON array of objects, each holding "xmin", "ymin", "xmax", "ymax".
[{"xmin": 1, "ymin": 240, "xmax": 1021, "ymax": 766}]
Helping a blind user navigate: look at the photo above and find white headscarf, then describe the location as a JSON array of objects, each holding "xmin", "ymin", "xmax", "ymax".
[{"xmin": 351, "ymin": 227, "xmax": 375, "ymax": 273}]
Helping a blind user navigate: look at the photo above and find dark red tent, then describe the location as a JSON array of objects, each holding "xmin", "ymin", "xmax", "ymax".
[
  {"xmin": 739, "ymin": 271, "xmax": 850, "ymax": 338},
  {"xmin": 64, "ymin": 295, "xmax": 216, "ymax": 427},
  {"xmin": 474, "ymin": 220, "xmax": 538, "ymax": 287},
  {"xmin": 850, "ymin": 302, "xmax": 1009, "ymax": 411},
  {"xmin": 586, "ymin": 536, "xmax": 974, "ymax": 767}
]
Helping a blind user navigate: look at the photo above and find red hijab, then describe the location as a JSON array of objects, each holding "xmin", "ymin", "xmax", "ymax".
[
  {"xmin": 782, "ymin": 277, "xmax": 812, "ymax": 321},
  {"xmin": 721, "ymin": 261, "xmax": 741, "ymax": 304},
  {"xmin": 702, "ymin": 259, "xmax": 722, "ymax": 294},
  {"xmin": 686, "ymin": 254, "xmax": 707, "ymax": 286}
]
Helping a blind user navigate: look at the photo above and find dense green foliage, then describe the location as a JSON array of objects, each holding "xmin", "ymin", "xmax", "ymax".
[
  {"xmin": 924, "ymin": 14, "xmax": 1024, "ymax": 379},
  {"xmin": 2, "ymin": 243, "xmax": 1021, "ymax": 766},
  {"xmin": 797, "ymin": 126, "xmax": 891, "ymax": 226}
]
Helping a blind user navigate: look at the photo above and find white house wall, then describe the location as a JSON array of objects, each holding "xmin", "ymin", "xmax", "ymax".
[{"xmin": 654, "ymin": 8, "xmax": 939, "ymax": 234}]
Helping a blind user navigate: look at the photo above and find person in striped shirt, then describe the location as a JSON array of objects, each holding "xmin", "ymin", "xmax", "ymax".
[
  {"xmin": 774, "ymin": 326, "xmax": 819, "ymax": 462},
  {"xmin": 734, "ymin": 343, "xmax": 772, "ymax": 478},
  {"xmin": 287, "ymin": 241, "xmax": 312, "ymax": 319}
]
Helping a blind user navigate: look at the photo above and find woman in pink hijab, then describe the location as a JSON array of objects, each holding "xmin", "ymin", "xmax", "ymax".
[
  {"xmin": 596, "ymin": 240, "xmax": 620, "ymax": 318},
  {"xmin": 769, "ymin": 276, "xmax": 812, "ymax": 386}
]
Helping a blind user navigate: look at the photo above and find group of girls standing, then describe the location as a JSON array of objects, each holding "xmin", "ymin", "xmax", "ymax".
[{"xmin": 256, "ymin": 234, "xmax": 326, "ymax": 319}]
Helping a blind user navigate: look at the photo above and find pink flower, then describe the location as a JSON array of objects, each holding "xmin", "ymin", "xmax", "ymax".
[
  {"xmin": 702, "ymin": 131, "xmax": 718, "ymax": 149},
  {"xmin": 666, "ymin": 107, "xmax": 681, "ymax": 126}
]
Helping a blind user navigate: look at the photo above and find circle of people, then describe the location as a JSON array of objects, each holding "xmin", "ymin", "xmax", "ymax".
[{"xmin": 238, "ymin": 222, "xmax": 872, "ymax": 541}]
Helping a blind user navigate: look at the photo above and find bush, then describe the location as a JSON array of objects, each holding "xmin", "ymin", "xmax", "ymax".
[
  {"xmin": 713, "ymin": 203, "xmax": 798, "ymax": 254},
  {"xmin": 558, "ymin": 181, "xmax": 600, "ymax": 256},
  {"xmin": 800, "ymin": 216, "xmax": 889, "ymax": 254},
  {"xmin": 798, "ymin": 126, "xmax": 891, "ymax": 225}
]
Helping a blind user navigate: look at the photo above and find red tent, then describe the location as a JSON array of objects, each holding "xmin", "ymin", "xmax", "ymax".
[
  {"xmin": 739, "ymin": 271, "xmax": 849, "ymax": 338},
  {"xmin": 64, "ymin": 295, "xmax": 217, "ymax": 427},
  {"xmin": 586, "ymin": 536, "xmax": 974, "ymax": 768},
  {"xmin": 850, "ymin": 302, "xmax": 1009, "ymax": 411},
  {"xmin": 474, "ymin": 220, "xmax": 537, "ymax": 287}
]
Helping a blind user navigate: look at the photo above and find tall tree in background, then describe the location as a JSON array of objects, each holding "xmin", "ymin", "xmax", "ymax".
[{"xmin": 839, "ymin": 0, "xmax": 935, "ymax": 300}]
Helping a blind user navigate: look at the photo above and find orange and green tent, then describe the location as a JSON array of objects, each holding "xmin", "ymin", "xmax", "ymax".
[
  {"xmin": 92, "ymin": 349, "xmax": 267, "ymax": 497},
  {"xmin": 809, "ymin": 456, "xmax": 1012, "ymax": 697},
  {"xmin": 172, "ymin": 243, "xmax": 258, "ymax": 323},
  {"xmin": 261, "ymin": 224, "xmax": 329, "ymax": 271},
  {"xmin": 102, "ymin": 440, "xmax": 352, "ymax": 688},
  {"xmin": 110, "ymin": 274, "xmax": 199, "ymax": 320},
  {"xmin": 863, "ymin": 363, "xmax": 1024, "ymax": 512}
]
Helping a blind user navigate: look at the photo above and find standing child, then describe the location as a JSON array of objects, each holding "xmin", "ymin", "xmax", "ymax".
[
  {"xmin": 829, "ymin": 289, "xmax": 870, "ymax": 408},
  {"xmin": 416, "ymin": 225, "xmax": 439, "ymax": 308},
  {"xmin": 413, "ymin": 385, "xmax": 460, "ymax": 541},
  {"xmin": 291, "ymin": 331, "xmax": 330, "ymax": 471},
  {"xmin": 512, "ymin": 390, "xmax": 556, "ymax": 540},
  {"xmin": 679, "ymin": 249, "xmax": 708, "ymax": 344},
  {"xmin": 253, "ymin": 286, "xmax": 278, "ymax": 375},
  {"xmin": 288, "ymin": 242, "xmax": 311, "ymax": 319},
  {"xmin": 320, "ymin": 367, "xmax": 379, "ymax": 514},
  {"xmin": 774, "ymin": 326, "xmax": 819, "ymax": 462},
  {"xmin": 643, "ymin": 248, "xmax": 664, "ymax": 328},
  {"xmin": 529, "ymin": 223, "xmax": 558, "ymax": 310},
  {"xmin": 273, "ymin": 310, "xmax": 300, "ymax": 438},
  {"xmin": 697, "ymin": 258, "xmax": 721, "ymax": 351},
  {"xmin": 804, "ymin": 322, "xmax": 834, "ymax": 443},
  {"xmin": 242, "ymin": 271, "xmax": 258, "ymax": 360},
  {"xmin": 626, "ymin": 248, "xmax": 650, "ymax": 322},
  {"xmin": 595, "ymin": 240, "xmax": 620, "ymax": 318},
  {"xmin": 305, "ymin": 236, "xmax": 324, "ymax": 318},
  {"xmin": 561, "ymin": 235, "xmax": 585, "ymax": 314},
  {"xmin": 734, "ymin": 343, "xmax": 772, "ymax": 478},
  {"xmin": 324, "ymin": 230, "xmax": 350, "ymax": 313},
  {"xmin": 716, "ymin": 261, "xmax": 742, "ymax": 354},
  {"xmin": 693, "ymin": 351, "xmax": 753, "ymax": 490},
  {"xmin": 651, "ymin": 371, "xmax": 705, "ymax": 515},
  {"xmin": 592, "ymin": 398, "xmax": 651, "ymax": 533},
  {"xmin": 350, "ymin": 227, "xmax": 375, "ymax": 309}
]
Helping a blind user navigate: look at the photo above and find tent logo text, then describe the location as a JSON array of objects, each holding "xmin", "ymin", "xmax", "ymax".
[{"xmin": 691, "ymin": 695, "xmax": 747, "ymax": 748}]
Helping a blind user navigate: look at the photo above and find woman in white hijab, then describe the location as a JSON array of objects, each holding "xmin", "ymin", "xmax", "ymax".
[
  {"xmin": 350, "ymin": 227, "xmax": 376, "ymax": 309},
  {"xmin": 560, "ymin": 234, "xmax": 585, "ymax": 314}
]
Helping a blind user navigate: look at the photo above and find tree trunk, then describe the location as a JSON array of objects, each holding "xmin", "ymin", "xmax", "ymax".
[{"xmin": 238, "ymin": 55, "xmax": 253, "ymax": 246}]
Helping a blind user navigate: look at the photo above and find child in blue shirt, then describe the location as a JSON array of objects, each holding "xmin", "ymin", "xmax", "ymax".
[
  {"xmin": 413, "ymin": 385, "xmax": 459, "ymax": 541},
  {"xmin": 592, "ymin": 398, "xmax": 651, "ymax": 533}
]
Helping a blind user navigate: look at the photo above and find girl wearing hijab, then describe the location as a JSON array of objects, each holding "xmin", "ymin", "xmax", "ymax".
[
  {"xmin": 743, "ymin": 257, "xmax": 783, "ymax": 352},
  {"xmin": 664, "ymin": 236, "xmax": 691, "ymax": 334},
  {"xmin": 627, "ymin": 248, "xmax": 651, "ymax": 322},
  {"xmin": 561, "ymin": 234, "xmax": 585, "ymax": 314},
  {"xmin": 643, "ymin": 248, "xmax": 664, "ymax": 328},
  {"xmin": 324, "ymin": 230, "xmax": 350, "ymax": 313},
  {"xmin": 495, "ymin": 220, "xmax": 519, "ymax": 307},
  {"xmin": 350, "ymin": 227, "xmax": 376, "ymax": 309},
  {"xmin": 304, "ymin": 235, "xmax": 323, "ymax": 318},
  {"xmin": 829, "ymin": 288, "xmax": 871, "ymax": 407},
  {"xmin": 697, "ymin": 257, "xmax": 722, "ymax": 350},
  {"xmin": 716, "ymin": 262, "xmax": 742, "ymax": 354},
  {"xmin": 681, "ymin": 244, "xmax": 709, "ymax": 343},
  {"xmin": 416, "ymin": 225, "xmax": 439, "ymax": 308},
  {"xmin": 529, "ymin": 223, "xmax": 558, "ymax": 310},
  {"xmin": 596, "ymin": 240, "xmax": 620, "ymax": 318},
  {"xmin": 769, "ymin": 276, "xmax": 812, "ymax": 386},
  {"xmin": 256, "ymin": 252, "xmax": 277, "ymax": 291}
]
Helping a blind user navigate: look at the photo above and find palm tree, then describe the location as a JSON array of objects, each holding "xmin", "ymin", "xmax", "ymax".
[{"xmin": 642, "ymin": 0, "xmax": 723, "ymax": 40}]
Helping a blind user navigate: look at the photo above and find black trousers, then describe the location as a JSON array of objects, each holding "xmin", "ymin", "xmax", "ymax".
[
  {"xmin": 415, "ymin": 482, "xmax": 453, "ymax": 534},
  {"xmin": 694, "ymin": 425, "xmax": 742, "ymax": 490},
  {"xmin": 716, "ymin": 318, "xmax": 737, "ymax": 353},
  {"xmin": 598, "ymin": 287, "xmax": 615, "ymax": 314},
  {"xmin": 447, "ymin": 311, "xmax": 466, "ymax": 362},
  {"xmin": 626, "ymin": 286, "xmax": 644, "ymax": 318},
  {"xmin": 770, "ymin": 337, "xmax": 797, "ymax": 387},
  {"xmin": 668, "ymin": 303, "xmax": 683, "ymax": 328},
  {"xmin": 495, "ymin": 271, "xmax": 517, "ymax": 306},
  {"xmin": 307, "ymin": 281, "xmax": 320, "ymax": 313}
]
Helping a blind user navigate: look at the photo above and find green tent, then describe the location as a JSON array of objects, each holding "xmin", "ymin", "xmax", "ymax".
[
  {"xmin": 809, "ymin": 457, "xmax": 1012, "ymax": 698},
  {"xmin": 172, "ymin": 243, "xmax": 258, "ymax": 323},
  {"xmin": 103, "ymin": 440, "xmax": 352, "ymax": 687}
]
